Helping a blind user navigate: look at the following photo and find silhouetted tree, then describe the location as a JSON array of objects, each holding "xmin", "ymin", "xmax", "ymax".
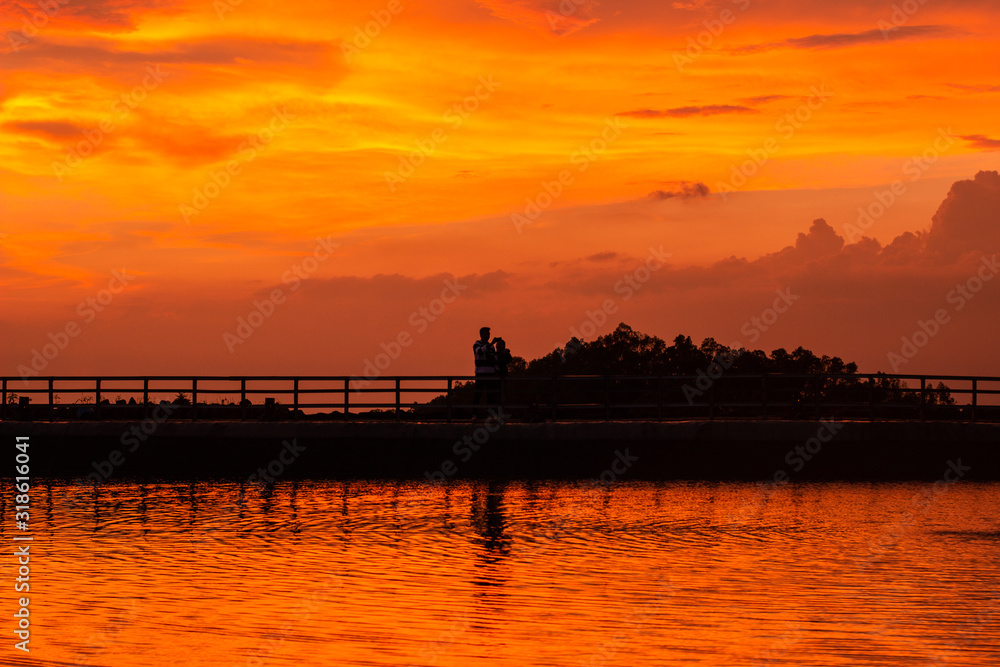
[{"xmin": 421, "ymin": 322, "xmax": 954, "ymax": 419}]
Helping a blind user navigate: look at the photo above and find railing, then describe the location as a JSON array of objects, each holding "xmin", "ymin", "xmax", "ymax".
[{"xmin": 2, "ymin": 373, "xmax": 1000, "ymax": 422}]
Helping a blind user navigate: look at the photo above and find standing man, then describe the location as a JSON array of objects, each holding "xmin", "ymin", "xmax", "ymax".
[{"xmin": 473, "ymin": 326, "xmax": 497, "ymax": 417}]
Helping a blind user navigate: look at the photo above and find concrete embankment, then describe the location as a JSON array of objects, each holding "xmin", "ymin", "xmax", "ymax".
[{"xmin": 1, "ymin": 420, "xmax": 998, "ymax": 481}]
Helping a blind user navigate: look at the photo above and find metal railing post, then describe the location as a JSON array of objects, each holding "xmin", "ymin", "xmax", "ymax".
[
  {"xmin": 971, "ymin": 379, "xmax": 977, "ymax": 422},
  {"xmin": 293, "ymin": 378, "xmax": 299, "ymax": 420},
  {"xmin": 868, "ymin": 375, "xmax": 875, "ymax": 421},
  {"xmin": 446, "ymin": 378, "xmax": 453, "ymax": 423},
  {"xmin": 95, "ymin": 378, "xmax": 102, "ymax": 418},
  {"xmin": 1, "ymin": 378, "xmax": 6, "ymax": 420},
  {"xmin": 395, "ymin": 378, "xmax": 401, "ymax": 420},
  {"xmin": 344, "ymin": 378, "xmax": 350, "ymax": 416},
  {"xmin": 240, "ymin": 379, "xmax": 247, "ymax": 420},
  {"xmin": 192, "ymin": 378, "xmax": 198, "ymax": 421},
  {"xmin": 143, "ymin": 378, "xmax": 149, "ymax": 418},
  {"xmin": 48, "ymin": 378, "xmax": 54, "ymax": 407},
  {"xmin": 920, "ymin": 377, "xmax": 926, "ymax": 422}
]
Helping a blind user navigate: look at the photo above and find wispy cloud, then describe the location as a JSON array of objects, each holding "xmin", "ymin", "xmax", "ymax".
[
  {"xmin": 947, "ymin": 83, "xmax": 1000, "ymax": 93},
  {"xmin": 960, "ymin": 134, "xmax": 1000, "ymax": 150},
  {"xmin": 618, "ymin": 105, "xmax": 757, "ymax": 119},
  {"xmin": 737, "ymin": 95, "xmax": 792, "ymax": 105},
  {"xmin": 649, "ymin": 182, "xmax": 710, "ymax": 200},
  {"xmin": 475, "ymin": 0, "xmax": 601, "ymax": 35},
  {"xmin": 733, "ymin": 25, "xmax": 958, "ymax": 53},
  {"xmin": 3, "ymin": 120, "xmax": 84, "ymax": 140}
]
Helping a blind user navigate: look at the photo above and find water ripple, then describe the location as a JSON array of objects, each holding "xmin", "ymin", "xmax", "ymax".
[{"xmin": 2, "ymin": 480, "xmax": 998, "ymax": 666}]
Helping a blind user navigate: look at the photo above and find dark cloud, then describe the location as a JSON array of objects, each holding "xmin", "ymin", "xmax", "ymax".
[
  {"xmin": 0, "ymin": 37, "xmax": 342, "ymax": 72},
  {"xmin": 0, "ymin": 0, "xmax": 162, "ymax": 30},
  {"xmin": 2, "ymin": 120, "xmax": 83, "ymax": 140},
  {"xmin": 475, "ymin": 0, "xmax": 601, "ymax": 36},
  {"xmin": 586, "ymin": 252, "xmax": 618, "ymax": 262},
  {"xmin": 733, "ymin": 25, "xmax": 958, "ymax": 53},
  {"xmin": 566, "ymin": 172, "xmax": 1000, "ymax": 297},
  {"xmin": 737, "ymin": 95, "xmax": 793, "ymax": 105},
  {"xmin": 960, "ymin": 135, "xmax": 1000, "ymax": 150},
  {"xmin": 925, "ymin": 170, "xmax": 1000, "ymax": 261},
  {"xmin": 70, "ymin": 0, "xmax": 172, "ymax": 27},
  {"xmin": 757, "ymin": 219, "xmax": 846, "ymax": 270},
  {"xmin": 619, "ymin": 105, "xmax": 757, "ymax": 119},
  {"xmin": 649, "ymin": 182, "xmax": 710, "ymax": 200}
]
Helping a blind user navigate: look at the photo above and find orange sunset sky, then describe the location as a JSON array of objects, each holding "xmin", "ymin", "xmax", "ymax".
[{"xmin": 1, "ymin": 0, "xmax": 999, "ymax": 379}]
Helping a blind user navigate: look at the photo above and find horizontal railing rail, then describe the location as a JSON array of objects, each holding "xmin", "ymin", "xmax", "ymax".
[{"xmin": 2, "ymin": 373, "xmax": 999, "ymax": 422}]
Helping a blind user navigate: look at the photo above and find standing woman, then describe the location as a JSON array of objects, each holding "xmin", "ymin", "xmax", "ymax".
[
  {"xmin": 494, "ymin": 338, "xmax": 513, "ymax": 410},
  {"xmin": 473, "ymin": 327, "xmax": 497, "ymax": 417}
]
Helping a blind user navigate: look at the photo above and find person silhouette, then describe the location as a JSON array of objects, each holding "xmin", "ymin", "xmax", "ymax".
[
  {"xmin": 495, "ymin": 338, "xmax": 512, "ymax": 377},
  {"xmin": 473, "ymin": 326, "xmax": 498, "ymax": 417},
  {"xmin": 494, "ymin": 338, "xmax": 513, "ymax": 409}
]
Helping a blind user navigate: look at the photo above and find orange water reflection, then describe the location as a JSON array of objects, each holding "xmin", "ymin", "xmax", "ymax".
[{"xmin": 3, "ymin": 481, "xmax": 1000, "ymax": 666}]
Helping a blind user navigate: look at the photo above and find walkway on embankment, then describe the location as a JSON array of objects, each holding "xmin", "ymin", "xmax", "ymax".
[{"xmin": 3, "ymin": 419, "xmax": 998, "ymax": 481}]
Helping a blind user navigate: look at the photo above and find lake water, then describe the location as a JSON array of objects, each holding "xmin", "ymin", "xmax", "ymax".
[{"xmin": 4, "ymin": 480, "xmax": 1000, "ymax": 666}]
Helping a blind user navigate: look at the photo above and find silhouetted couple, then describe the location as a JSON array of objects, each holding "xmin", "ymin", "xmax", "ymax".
[{"xmin": 473, "ymin": 326, "xmax": 512, "ymax": 416}]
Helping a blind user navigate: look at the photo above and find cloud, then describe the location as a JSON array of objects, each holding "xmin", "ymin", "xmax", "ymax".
[
  {"xmin": 737, "ymin": 95, "xmax": 793, "ymax": 105},
  {"xmin": 733, "ymin": 25, "xmax": 958, "ymax": 53},
  {"xmin": 925, "ymin": 170, "xmax": 1000, "ymax": 261},
  {"xmin": 2, "ymin": 120, "xmax": 84, "ymax": 141},
  {"xmin": 554, "ymin": 172, "xmax": 1000, "ymax": 298},
  {"xmin": 670, "ymin": 0, "xmax": 712, "ymax": 9},
  {"xmin": 9, "ymin": 173, "xmax": 1000, "ymax": 377},
  {"xmin": 269, "ymin": 270, "xmax": 512, "ymax": 301},
  {"xmin": 0, "ymin": 37, "xmax": 344, "ymax": 75},
  {"xmin": 960, "ymin": 134, "xmax": 1000, "ymax": 151},
  {"xmin": 618, "ymin": 105, "xmax": 757, "ymax": 119},
  {"xmin": 947, "ymin": 83, "xmax": 1000, "ymax": 93},
  {"xmin": 201, "ymin": 231, "xmax": 301, "ymax": 250},
  {"xmin": 757, "ymin": 218, "xmax": 846, "ymax": 269},
  {"xmin": 0, "ymin": 0, "xmax": 165, "ymax": 30},
  {"xmin": 649, "ymin": 182, "xmax": 710, "ymax": 200},
  {"xmin": 475, "ymin": 0, "xmax": 601, "ymax": 35},
  {"xmin": 126, "ymin": 116, "xmax": 247, "ymax": 166}
]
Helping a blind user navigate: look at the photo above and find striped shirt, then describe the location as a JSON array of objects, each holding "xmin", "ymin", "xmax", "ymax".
[{"xmin": 473, "ymin": 340, "xmax": 497, "ymax": 375}]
